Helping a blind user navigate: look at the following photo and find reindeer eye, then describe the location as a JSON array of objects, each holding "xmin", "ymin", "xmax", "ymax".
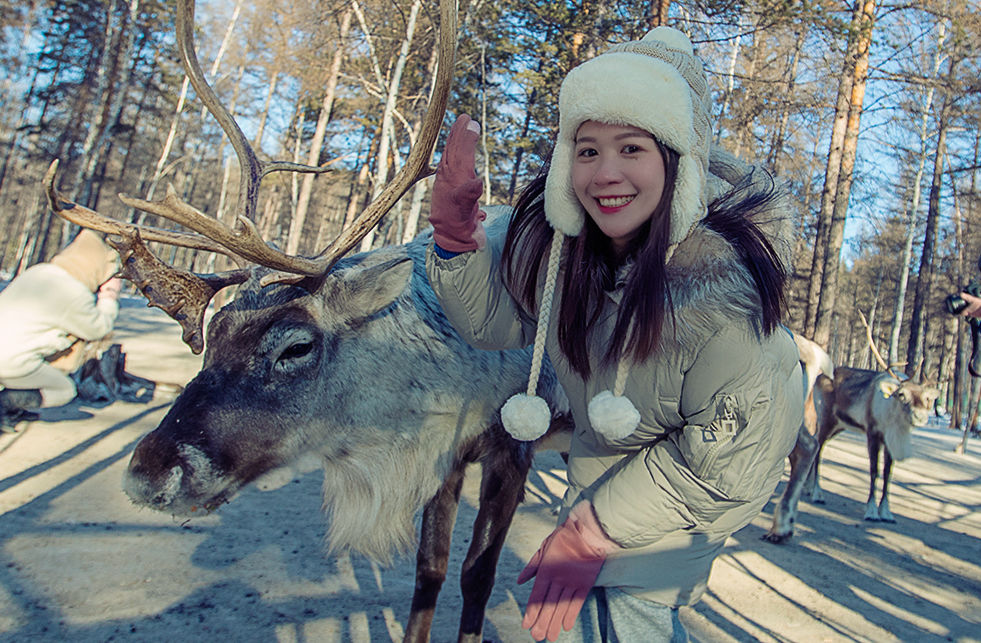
[
  {"xmin": 281, "ymin": 342, "xmax": 313, "ymax": 361},
  {"xmin": 273, "ymin": 339, "xmax": 318, "ymax": 374}
]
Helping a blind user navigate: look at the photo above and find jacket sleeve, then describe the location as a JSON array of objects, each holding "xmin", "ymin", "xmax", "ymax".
[
  {"xmin": 59, "ymin": 284, "xmax": 119, "ymax": 342},
  {"xmin": 425, "ymin": 223, "xmax": 537, "ymax": 351},
  {"xmin": 590, "ymin": 326, "xmax": 802, "ymax": 548}
]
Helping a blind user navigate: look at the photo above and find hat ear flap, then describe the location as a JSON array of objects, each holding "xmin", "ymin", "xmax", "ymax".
[
  {"xmin": 544, "ymin": 137, "xmax": 585, "ymax": 236},
  {"xmin": 669, "ymin": 153, "xmax": 706, "ymax": 244}
]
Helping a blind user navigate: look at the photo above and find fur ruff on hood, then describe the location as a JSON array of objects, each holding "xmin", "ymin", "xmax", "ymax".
[{"xmin": 661, "ymin": 145, "xmax": 794, "ymax": 353}]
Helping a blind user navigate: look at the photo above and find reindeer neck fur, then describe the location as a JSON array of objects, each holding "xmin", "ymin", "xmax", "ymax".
[{"xmin": 213, "ymin": 233, "xmax": 545, "ymax": 564}]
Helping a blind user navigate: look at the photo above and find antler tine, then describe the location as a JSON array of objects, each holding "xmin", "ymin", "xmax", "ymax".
[
  {"xmin": 44, "ymin": 160, "xmax": 238, "ymax": 256},
  {"xmin": 174, "ymin": 0, "xmax": 327, "ymax": 226},
  {"xmin": 305, "ymin": 0, "xmax": 458, "ymax": 272},
  {"xmin": 107, "ymin": 227, "xmax": 251, "ymax": 354},
  {"xmin": 858, "ymin": 310, "xmax": 903, "ymax": 379},
  {"xmin": 44, "ymin": 160, "xmax": 250, "ymax": 354},
  {"xmin": 117, "ymin": 184, "xmax": 328, "ymax": 275}
]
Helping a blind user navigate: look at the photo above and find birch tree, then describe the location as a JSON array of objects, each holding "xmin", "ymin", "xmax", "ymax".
[
  {"xmin": 811, "ymin": 0, "xmax": 877, "ymax": 349},
  {"xmin": 286, "ymin": 6, "xmax": 352, "ymax": 255}
]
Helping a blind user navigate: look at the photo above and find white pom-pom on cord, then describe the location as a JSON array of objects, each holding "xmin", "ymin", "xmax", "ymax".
[
  {"xmin": 501, "ymin": 229, "xmax": 565, "ymax": 442},
  {"xmin": 501, "ymin": 393, "xmax": 551, "ymax": 441},
  {"xmin": 588, "ymin": 390, "xmax": 641, "ymax": 440}
]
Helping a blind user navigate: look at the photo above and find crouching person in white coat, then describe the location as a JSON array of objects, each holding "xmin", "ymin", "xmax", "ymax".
[{"xmin": 0, "ymin": 229, "xmax": 121, "ymax": 430}]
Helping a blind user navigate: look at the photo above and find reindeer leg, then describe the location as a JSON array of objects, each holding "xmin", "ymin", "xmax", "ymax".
[
  {"xmin": 808, "ymin": 440, "xmax": 830, "ymax": 503},
  {"xmin": 764, "ymin": 425, "xmax": 817, "ymax": 544},
  {"xmin": 864, "ymin": 433, "xmax": 882, "ymax": 521},
  {"xmin": 403, "ymin": 461, "xmax": 467, "ymax": 643},
  {"xmin": 878, "ymin": 447, "xmax": 896, "ymax": 523},
  {"xmin": 456, "ymin": 433, "xmax": 534, "ymax": 643}
]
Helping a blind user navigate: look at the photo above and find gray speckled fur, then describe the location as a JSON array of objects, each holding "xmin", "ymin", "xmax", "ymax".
[{"xmin": 123, "ymin": 209, "xmax": 567, "ymax": 564}]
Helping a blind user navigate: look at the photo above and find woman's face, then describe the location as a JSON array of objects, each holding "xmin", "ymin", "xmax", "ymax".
[{"xmin": 571, "ymin": 121, "xmax": 667, "ymax": 252}]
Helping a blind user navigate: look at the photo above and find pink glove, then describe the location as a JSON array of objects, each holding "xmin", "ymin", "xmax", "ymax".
[
  {"xmin": 98, "ymin": 277, "xmax": 122, "ymax": 300},
  {"xmin": 518, "ymin": 501, "xmax": 621, "ymax": 642},
  {"xmin": 429, "ymin": 113, "xmax": 486, "ymax": 252}
]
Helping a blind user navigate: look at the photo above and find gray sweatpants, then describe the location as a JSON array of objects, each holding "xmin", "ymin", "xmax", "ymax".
[{"xmin": 558, "ymin": 587, "xmax": 688, "ymax": 643}]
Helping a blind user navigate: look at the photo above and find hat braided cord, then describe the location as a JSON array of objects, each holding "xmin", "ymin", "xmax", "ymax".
[{"xmin": 526, "ymin": 228, "xmax": 565, "ymax": 396}]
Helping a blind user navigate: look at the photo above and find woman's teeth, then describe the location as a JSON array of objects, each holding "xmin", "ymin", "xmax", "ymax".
[{"xmin": 598, "ymin": 196, "xmax": 632, "ymax": 207}]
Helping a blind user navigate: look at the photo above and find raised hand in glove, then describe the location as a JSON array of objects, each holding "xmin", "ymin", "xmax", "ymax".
[
  {"xmin": 518, "ymin": 501, "xmax": 621, "ymax": 642},
  {"xmin": 429, "ymin": 113, "xmax": 486, "ymax": 252}
]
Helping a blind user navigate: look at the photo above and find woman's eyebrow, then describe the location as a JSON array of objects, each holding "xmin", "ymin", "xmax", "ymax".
[{"xmin": 575, "ymin": 132, "xmax": 654, "ymax": 144}]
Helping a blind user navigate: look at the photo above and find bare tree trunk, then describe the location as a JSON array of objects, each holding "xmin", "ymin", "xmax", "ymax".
[
  {"xmin": 358, "ymin": 0, "xmax": 423, "ymax": 252},
  {"xmin": 480, "ymin": 43, "xmax": 491, "ymax": 203},
  {"xmin": 0, "ymin": 61, "xmax": 42, "ymax": 197},
  {"xmin": 649, "ymin": 0, "xmax": 672, "ymax": 27},
  {"xmin": 343, "ymin": 128, "xmax": 378, "ymax": 228},
  {"xmin": 252, "ymin": 70, "xmax": 279, "ymax": 151},
  {"xmin": 716, "ymin": 27, "xmax": 742, "ymax": 145},
  {"xmin": 401, "ymin": 40, "xmax": 441, "ymax": 244},
  {"xmin": 733, "ymin": 19, "xmax": 762, "ymax": 159},
  {"xmin": 906, "ymin": 68, "xmax": 954, "ymax": 380},
  {"xmin": 76, "ymin": 0, "xmax": 142, "ymax": 209},
  {"xmin": 289, "ymin": 102, "xmax": 305, "ymax": 225},
  {"xmin": 812, "ymin": 0, "xmax": 876, "ymax": 348},
  {"xmin": 803, "ymin": 19, "xmax": 856, "ymax": 339},
  {"xmin": 205, "ymin": 64, "xmax": 246, "ymax": 273},
  {"xmin": 508, "ymin": 86, "xmax": 538, "ymax": 202},
  {"xmin": 768, "ymin": 28, "xmax": 805, "ymax": 174},
  {"xmin": 141, "ymin": 0, "xmax": 242, "ymax": 212},
  {"xmin": 888, "ymin": 20, "xmax": 946, "ymax": 366},
  {"xmin": 939, "ymin": 317, "xmax": 956, "ymax": 396},
  {"xmin": 287, "ymin": 5, "xmax": 352, "ymax": 255},
  {"xmin": 952, "ymin": 323, "xmax": 966, "ymax": 427}
]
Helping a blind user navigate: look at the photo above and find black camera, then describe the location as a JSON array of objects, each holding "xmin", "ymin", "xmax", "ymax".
[
  {"xmin": 945, "ymin": 281, "xmax": 981, "ymax": 315},
  {"xmin": 946, "ymin": 256, "xmax": 981, "ymax": 377}
]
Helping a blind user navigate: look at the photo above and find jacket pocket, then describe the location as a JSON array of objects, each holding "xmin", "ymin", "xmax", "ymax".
[{"xmin": 681, "ymin": 394, "xmax": 742, "ymax": 474}]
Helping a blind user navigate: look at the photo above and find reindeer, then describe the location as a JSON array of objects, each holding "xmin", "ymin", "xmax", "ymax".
[
  {"xmin": 764, "ymin": 320, "xmax": 939, "ymax": 543},
  {"xmin": 42, "ymin": 2, "xmax": 574, "ymax": 641},
  {"xmin": 762, "ymin": 332, "xmax": 832, "ymax": 543}
]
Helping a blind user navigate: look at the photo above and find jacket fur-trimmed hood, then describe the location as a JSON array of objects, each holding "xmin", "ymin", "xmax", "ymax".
[{"xmin": 659, "ymin": 145, "xmax": 794, "ymax": 354}]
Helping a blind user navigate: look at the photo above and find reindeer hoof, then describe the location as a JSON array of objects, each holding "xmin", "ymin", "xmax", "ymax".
[{"xmin": 761, "ymin": 531, "xmax": 792, "ymax": 544}]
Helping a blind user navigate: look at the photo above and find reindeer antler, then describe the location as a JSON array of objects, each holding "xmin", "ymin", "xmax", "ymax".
[
  {"xmin": 858, "ymin": 311, "xmax": 905, "ymax": 380},
  {"xmin": 43, "ymin": 0, "xmax": 459, "ymax": 352}
]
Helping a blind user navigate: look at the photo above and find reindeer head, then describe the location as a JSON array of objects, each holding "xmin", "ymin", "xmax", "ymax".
[
  {"xmin": 879, "ymin": 379, "xmax": 940, "ymax": 428},
  {"xmin": 123, "ymin": 251, "xmax": 415, "ymax": 515}
]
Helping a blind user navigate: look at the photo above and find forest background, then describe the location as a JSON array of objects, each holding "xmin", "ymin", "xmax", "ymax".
[{"xmin": 0, "ymin": 0, "xmax": 979, "ymax": 432}]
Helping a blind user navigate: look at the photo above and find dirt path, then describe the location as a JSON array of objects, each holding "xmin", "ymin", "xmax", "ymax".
[{"xmin": 2, "ymin": 303, "xmax": 980, "ymax": 642}]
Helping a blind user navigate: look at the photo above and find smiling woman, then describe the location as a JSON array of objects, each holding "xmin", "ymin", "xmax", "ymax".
[{"xmin": 426, "ymin": 26, "xmax": 805, "ymax": 643}]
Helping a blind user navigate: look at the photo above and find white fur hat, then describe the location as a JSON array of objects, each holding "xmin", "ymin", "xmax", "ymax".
[
  {"xmin": 544, "ymin": 26, "xmax": 712, "ymax": 245},
  {"xmin": 500, "ymin": 27, "xmax": 712, "ymax": 442}
]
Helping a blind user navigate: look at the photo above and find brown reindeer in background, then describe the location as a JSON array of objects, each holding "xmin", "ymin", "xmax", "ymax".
[
  {"xmin": 43, "ymin": 2, "xmax": 573, "ymax": 641},
  {"xmin": 764, "ymin": 318, "xmax": 939, "ymax": 543}
]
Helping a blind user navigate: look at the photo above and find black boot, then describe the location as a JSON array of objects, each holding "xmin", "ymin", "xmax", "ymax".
[{"xmin": 1, "ymin": 388, "xmax": 42, "ymax": 433}]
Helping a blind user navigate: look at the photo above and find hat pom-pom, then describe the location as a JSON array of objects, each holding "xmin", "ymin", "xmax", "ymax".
[
  {"xmin": 501, "ymin": 393, "xmax": 551, "ymax": 441},
  {"xmin": 588, "ymin": 391, "xmax": 640, "ymax": 440}
]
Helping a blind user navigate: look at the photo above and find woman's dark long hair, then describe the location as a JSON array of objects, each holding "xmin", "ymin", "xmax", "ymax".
[{"xmin": 502, "ymin": 146, "xmax": 786, "ymax": 379}]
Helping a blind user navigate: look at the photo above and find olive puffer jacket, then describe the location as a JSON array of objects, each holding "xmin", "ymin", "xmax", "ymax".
[{"xmin": 426, "ymin": 151, "xmax": 804, "ymax": 606}]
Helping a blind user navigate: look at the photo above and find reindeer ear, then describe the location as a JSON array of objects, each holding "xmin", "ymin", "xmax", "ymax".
[
  {"xmin": 878, "ymin": 379, "xmax": 900, "ymax": 398},
  {"xmin": 329, "ymin": 256, "xmax": 414, "ymax": 322}
]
